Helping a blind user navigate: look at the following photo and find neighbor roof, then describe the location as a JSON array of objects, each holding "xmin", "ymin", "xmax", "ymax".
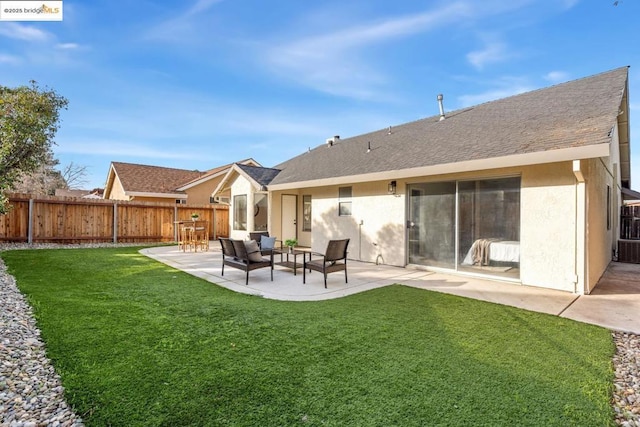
[
  {"xmin": 110, "ymin": 162, "xmax": 204, "ymax": 195},
  {"xmin": 177, "ymin": 158, "xmax": 260, "ymax": 190},
  {"xmin": 270, "ymin": 66, "xmax": 629, "ymax": 188}
]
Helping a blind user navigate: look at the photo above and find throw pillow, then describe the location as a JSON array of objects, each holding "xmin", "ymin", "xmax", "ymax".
[
  {"xmin": 244, "ymin": 239, "xmax": 264, "ymax": 262},
  {"xmin": 261, "ymin": 236, "xmax": 276, "ymax": 250}
]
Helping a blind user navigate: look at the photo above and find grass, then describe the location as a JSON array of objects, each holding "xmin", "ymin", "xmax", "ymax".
[{"xmin": 1, "ymin": 247, "xmax": 616, "ymax": 426}]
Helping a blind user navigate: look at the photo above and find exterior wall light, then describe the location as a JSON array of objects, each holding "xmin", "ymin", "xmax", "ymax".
[{"xmin": 388, "ymin": 180, "xmax": 397, "ymax": 195}]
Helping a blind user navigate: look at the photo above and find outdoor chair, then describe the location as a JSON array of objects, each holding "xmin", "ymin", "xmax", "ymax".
[
  {"xmin": 303, "ymin": 239, "xmax": 350, "ymax": 288},
  {"xmin": 178, "ymin": 222, "xmax": 195, "ymax": 252},
  {"xmin": 192, "ymin": 220, "xmax": 209, "ymax": 251},
  {"xmin": 219, "ymin": 238, "xmax": 273, "ymax": 285},
  {"xmin": 249, "ymin": 232, "xmax": 280, "ymax": 255}
]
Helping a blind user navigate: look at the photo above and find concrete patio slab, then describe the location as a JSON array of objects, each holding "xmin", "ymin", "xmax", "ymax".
[{"xmin": 141, "ymin": 244, "xmax": 640, "ymax": 334}]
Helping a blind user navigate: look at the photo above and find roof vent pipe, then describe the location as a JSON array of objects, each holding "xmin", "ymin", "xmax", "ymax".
[
  {"xmin": 326, "ymin": 135, "xmax": 340, "ymax": 147},
  {"xmin": 437, "ymin": 94, "xmax": 445, "ymax": 121}
]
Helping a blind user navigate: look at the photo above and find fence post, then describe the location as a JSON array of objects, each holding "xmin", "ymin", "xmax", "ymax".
[
  {"xmin": 213, "ymin": 207, "xmax": 217, "ymax": 240},
  {"xmin": 113, "ymin": 203, "xmax": 118, "ymax": 243},
  {"xmin": 174, "ymin": 205, "xmax": 178, "ymax": 241},
  {"xmin": 28, "ymin": 198, "xmax": 34, "ymax": 244}
]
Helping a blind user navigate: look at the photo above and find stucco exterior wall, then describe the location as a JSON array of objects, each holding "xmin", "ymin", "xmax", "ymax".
[
  {"xmin": 308, "ymin": 182, "xmax": 405, "ymax": 265},
  {"xmin": 519, "ymin": 163, "xmax": 578, "ymax": 292},
  {"xmin": 270, "ymin": 182, "xmax": 405, "ymax": 265},
  {"xmin": 264, "ymin": 159, "xmax": 620, "ymax": 293},
  {"xmin": 585, "ymin": 136, "xmax": 621, "ymax": 293},
  {"xmin": 585, "ymin": 158, "xmax": 612, "ymax": 293}
]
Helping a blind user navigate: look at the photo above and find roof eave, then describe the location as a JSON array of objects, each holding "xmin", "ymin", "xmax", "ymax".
[
  {"xmin": 267, "ymin": 143, "xmax": 611, "ymax": 191},
  {"xmin": 126, "ymin": 191, "xmax": 187, "ymax": 199}
]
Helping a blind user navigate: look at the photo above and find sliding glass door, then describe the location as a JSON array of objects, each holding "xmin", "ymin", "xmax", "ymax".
[
  {"xmin": 407, "ymin": 177, "xmax": 520, "ymax": 279},
  {"xmin": 407, "ymin": 182, "xmax": 456, "ymax": 268}
]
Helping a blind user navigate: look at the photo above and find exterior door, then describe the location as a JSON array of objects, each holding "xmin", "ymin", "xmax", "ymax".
[
  {"xmin": 281, "ymin": 194, "xmax": 297, "ymax": 243},
  {"xmin": 407, "ymin": 182, "xmax": 456, "ymax": 269}
]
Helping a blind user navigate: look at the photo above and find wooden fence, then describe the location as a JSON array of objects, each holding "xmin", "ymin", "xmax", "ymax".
[
  {"xmin": 620, "ymin": 205, "xmax": 640, "ymax": 240},
  {"xmin": 618, "ymin": 205, "xmax": 640, "ymax": 263},
  {"xmin": 0, "ymin": 193, "xmax": 229, "ymax": 244}
]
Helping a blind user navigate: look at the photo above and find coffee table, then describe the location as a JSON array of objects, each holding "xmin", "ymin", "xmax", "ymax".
[{"xmin": 273, "ymin": 248, "xmax": 310, "ymax": 275}]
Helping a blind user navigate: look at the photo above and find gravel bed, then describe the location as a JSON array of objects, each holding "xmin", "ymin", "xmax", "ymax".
[
  {"xmin": 0, "ymin": 257, "xmax": 84, "ymax": 426},
  {"xmin": 0, "ymin": 243, "xmax": 638, "ymax": 425}
]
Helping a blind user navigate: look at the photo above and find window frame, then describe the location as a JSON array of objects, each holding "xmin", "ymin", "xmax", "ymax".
[
  {"xmin": 302, "ymin": 195, "xmax": 312, "ymax": 231},
  {"xmin": 233, "ymin": 194, "xmax": 247, "ymax": 231},
  {"xmin": 338, "ymin": 186, "xmax": 352, "ymax": 217}
]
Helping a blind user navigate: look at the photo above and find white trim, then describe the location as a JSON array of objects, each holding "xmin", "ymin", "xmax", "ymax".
[
  {"xmin": 127, "ymin": 191, "xmax": 187, "ymax": 199},
  {"xmin": 211, "ymin": 163, "xmax": 264, "ymax": 197},
  {"xmin": 176, "ymin": 159, "xmax": 261, "ymax": 191},
  {"xmin": 268, "ymin": 144, "xmax": 611, "ymax": 191}
]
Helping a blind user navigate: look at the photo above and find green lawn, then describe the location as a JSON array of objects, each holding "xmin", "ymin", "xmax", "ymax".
[{"xmin": 1, "ymin": 247, "xmax": 616, "ymax": 426}]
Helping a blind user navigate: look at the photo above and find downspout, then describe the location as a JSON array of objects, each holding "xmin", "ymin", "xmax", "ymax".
[{"xmin": 572, "ymin": 160, "xmax": 586, "ymax": 295}]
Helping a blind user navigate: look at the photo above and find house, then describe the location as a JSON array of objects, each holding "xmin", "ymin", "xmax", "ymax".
[
  {"xmin": 216, "ymin": 66, "xmax": 634, "ymax": 295},
  {"xmin": 103, "ymin": 159, "xmax": 260, "ymax": 204},
  {"xmin": 55, "ymin": 188, "xmax": 104, "ymax": 198}
]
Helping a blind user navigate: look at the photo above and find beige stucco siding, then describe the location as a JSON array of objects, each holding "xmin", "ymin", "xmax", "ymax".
[
  {"xmin": 585, "ymin": 153, "xmax": 621, "ymax": 293},
  {"xmin": 309, "ymin": 182, "xmax": 405, "ymax": 265},
  {"xmin": 262, "ymin": 157, "xmax": 622, "ymax": 294},
  {"xmin": 519, "ymin": 163, "xmax": 578, "ymax": 292}
]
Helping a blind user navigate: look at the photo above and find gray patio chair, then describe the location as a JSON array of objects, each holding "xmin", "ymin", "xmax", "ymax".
[
  {"xmin": 219, "ymin": 238, "xmax": 273, "ymax": 285},
  {"xmin": 303, "ymin": 239, "xmax": 350, "ymax": 288}
]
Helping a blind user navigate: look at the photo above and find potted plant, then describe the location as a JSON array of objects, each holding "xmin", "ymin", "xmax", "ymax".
[
  {"xmin": 284, "ymin": 238, "xmax": 298, "ymax": 253},
  {"xmin": 191, "ymin": 213, "xmax": 199, "ymax": 221}
]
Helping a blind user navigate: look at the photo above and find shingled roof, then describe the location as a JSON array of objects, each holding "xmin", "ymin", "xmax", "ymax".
[
  {"xmin": 178, "ymin": 158, "xmax": 259, "ymax": 189},
  {"xmin": 110, "ymin": 162, "xmax": 204, "ymax": 194},
  {"xmin": 270, "ymin": 67, "xmax": 629, "ymax": 187},
  {"xmin": 236, "ymin": 164, "xmax": 281, "ymax": 188}
]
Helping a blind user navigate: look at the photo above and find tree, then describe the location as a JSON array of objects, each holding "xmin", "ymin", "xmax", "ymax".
[
  {"xmin": 0, "ymin": 81, "xmax": 68, "ymax": 213},
  {"xmin": 61, "ymin": 161, "xmax": 89, "ymax": 190},
  {"xmin": 10, "ymin": 151, "xmax": 67, "ymax": 196}
]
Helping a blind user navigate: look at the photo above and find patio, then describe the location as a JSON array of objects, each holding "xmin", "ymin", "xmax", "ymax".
[{"xmin": 141, "ymin": 244, "xmax": 640, "ymax": 334}]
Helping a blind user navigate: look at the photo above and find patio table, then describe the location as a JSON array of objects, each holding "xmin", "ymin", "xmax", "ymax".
[{"xmin": 272, "ymin": 248, "xmax": 310, "ymax": 275}]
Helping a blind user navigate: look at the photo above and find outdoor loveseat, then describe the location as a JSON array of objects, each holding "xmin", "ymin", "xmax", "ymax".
[{"xmin": 219, "ymin": 238, "xmax": 273, "ymax": 285}]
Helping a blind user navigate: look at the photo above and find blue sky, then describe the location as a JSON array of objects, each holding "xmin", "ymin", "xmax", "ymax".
[{"xmin": 1, "ymin": 0, "xmax": 639, "ymax": 190}]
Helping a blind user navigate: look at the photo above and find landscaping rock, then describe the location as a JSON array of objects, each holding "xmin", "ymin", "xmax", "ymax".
[{"xmin": 0, "ymin": 252, "xmax": 84, "ymax": 426}]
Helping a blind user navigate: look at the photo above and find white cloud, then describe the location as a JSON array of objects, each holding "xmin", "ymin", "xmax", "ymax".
[
  {"xmin": 185, "ymin": 0, "xmax": 223, "ymax": 16},
  {"xmin": 57, "ymin": 140, "xmax": 196, "ymax": 160},
  {"xmin": 467, "ymin": 41, "xmax": 508, "ymax": 70},
  {"xmin": 55, "ymin": 43, "xmax": 80, "ymax": 50},
  {"xmin": 144, "ymin": 0, "xmax": 224, "ymax": 42},
  {"xmin": 544, "ymin": 71, "xmax": 569, "ymax": 83},
  {"xmin": 265, "ymin": 2, "xmax": 473, "ymax": 100},
  {"xmin": 0, "ymin": 23, "xmax": 50, "ymax": 41},
  {"xmin": 562, "ymin": 0, "xmax": 580, "ymax": 9},
  {"xmin": 458, "ymin": 85, "xmax": 534, "ymax": 107},
  {"xmin": 0, "ymin": 54, "xmax": 21, "ymax": 65}
]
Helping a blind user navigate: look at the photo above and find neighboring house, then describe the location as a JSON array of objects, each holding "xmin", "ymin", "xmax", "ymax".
[
  {"xmin": 216, "ymin": 66, "xmax": 635, "ymax": 295},
  {"xmin": 103, "ymin": 159, "xmax": 259, "ymax": 204},
  {"xmin": 622, "ymin": 188, "xmax": 640, "ymax": 206},
  {"xmin": 55, "ymin": 188, "xmax": 104, "ymax": 198}
]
